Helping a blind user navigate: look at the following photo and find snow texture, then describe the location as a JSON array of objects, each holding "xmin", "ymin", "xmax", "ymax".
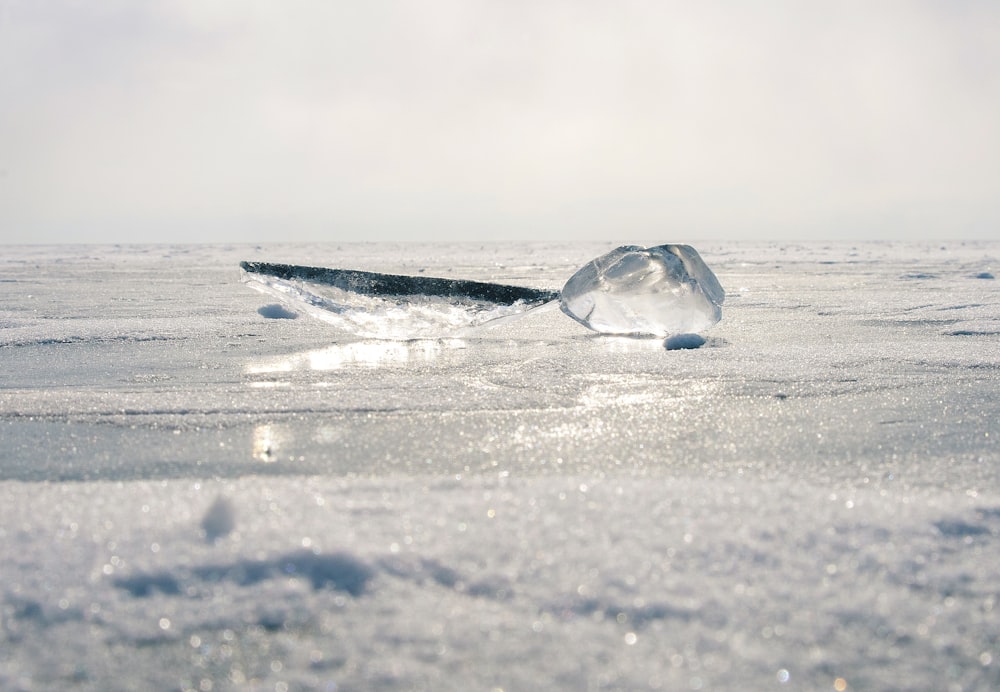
[
  {"xmin": 1, "ymin": 242, "xmax": 999, "ymax": 691},
  {"xmin": 560, "ymin": 244, "xmax": 725, "ymax": 336}
]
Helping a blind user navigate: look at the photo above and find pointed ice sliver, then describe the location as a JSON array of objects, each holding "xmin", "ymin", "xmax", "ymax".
[
  {"xmin": 240, "ymin": 262, "xmax": 560, "ymax": 304},
  {"xmin": 559, "ymin": 245, "xmax": 725, "ymax": 337},
  {"xmin": 239, "ymin": 261, "xmax": 559, "ymax": 339}
]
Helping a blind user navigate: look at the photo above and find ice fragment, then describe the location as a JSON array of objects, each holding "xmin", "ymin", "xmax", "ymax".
[
  {"xmin": 240, "ymin": 261, "xmax": 558, "ymax": 339},
  {"xmin": 240, "ymin": 262, "xmax": 558, "ymax": 304},
  {"xmin": 559, "ymin": 245, "xmax": 724, "ymax": 336}
]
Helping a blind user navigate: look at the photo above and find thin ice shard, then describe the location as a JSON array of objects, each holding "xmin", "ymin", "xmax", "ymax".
[
  {"xmin": 240, "ymin": 262, "xmax": 558, "ymax": 304},
  {"xmin": 239, "ymin": 261, "xmax": 559, "ymax": 339},
  {"xmin": 559, "ymin": 245, "xmax": 725, "ymax": 336}
]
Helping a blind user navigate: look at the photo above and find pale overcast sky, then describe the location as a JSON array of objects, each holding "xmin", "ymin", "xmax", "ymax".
[{"xmin": 1, "ymin": 1, "xmax": 999, "ymax": 244}]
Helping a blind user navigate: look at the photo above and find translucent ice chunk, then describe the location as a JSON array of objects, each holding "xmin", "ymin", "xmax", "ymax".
[
  {"xmin": 240, "ymin": 261, "xmax": 559, "ymax": 339},
  {"xmin": 559, "ymin": 245, "xmax": 725, "ymax": 336}
]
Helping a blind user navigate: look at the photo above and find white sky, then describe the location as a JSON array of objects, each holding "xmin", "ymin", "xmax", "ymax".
[{"xmin": 2, "ymin": 0, "xmax": 999, "ymax": 244}]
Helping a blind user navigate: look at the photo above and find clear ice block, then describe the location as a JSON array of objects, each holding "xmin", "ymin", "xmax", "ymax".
[{"xmin": 559, "ymin": 244, "xmax": 725, "ymax": 336}]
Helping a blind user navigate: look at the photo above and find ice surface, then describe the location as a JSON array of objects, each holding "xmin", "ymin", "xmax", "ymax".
[
  {"xmin": 560, "ymin": 244, "xmax": 725, "ymax": 336},
  {"xmin": 1, "ymin": 242, "xmax": 1000, "ymax": 691},
  {"xmin": 240, "ymin": 260, "xmax": 559, "ymax": 339}
]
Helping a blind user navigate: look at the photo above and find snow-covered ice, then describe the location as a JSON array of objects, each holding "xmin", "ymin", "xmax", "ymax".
[
  {"xmin": 1, "ymin": 241, "xmax": 999, "ymax": 691},
  {"xmin": 560, "ymin": 244, "xmax": 725, "ymax": 336}
]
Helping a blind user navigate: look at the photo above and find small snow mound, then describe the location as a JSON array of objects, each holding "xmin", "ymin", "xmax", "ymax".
[
  {"xmin": 664, "ymin": 333, "xmax": 706, "ymax": 350},
  {"xmin": 201, "ymin": 495, "xmax": 235, "ymax": 541},
  {"xmin": 258, "ymin": 303, "xmax": 298, "ymax": 319}
]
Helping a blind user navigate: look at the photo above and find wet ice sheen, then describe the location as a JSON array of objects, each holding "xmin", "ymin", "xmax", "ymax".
[{"xmin": 559, "ymin": 244, "xmax": 725, "ymax": 336}]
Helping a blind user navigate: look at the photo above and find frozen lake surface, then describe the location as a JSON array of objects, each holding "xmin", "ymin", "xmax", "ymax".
[{"xmin": 1, "ymin": 241, "xmax": 998, "ymax": 691}]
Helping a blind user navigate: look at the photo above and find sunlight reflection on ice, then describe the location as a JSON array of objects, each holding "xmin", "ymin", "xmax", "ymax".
[
  {"xmin": 597, "ymin": 336, "xmax": 673, "ymax": 353},
  {"xmin": 252, "ymin": 424, "xmax": 281, "ymax": 462},
  {"xmin": 579, "ymin": 375, "xmax": 721, "ymax": 410},
  {"xmin": 251, "ymin": 423, "xmax": 344, "ymax": 464},
  {"xmin": 247, "ymin": 339, "xmax": 466, "ymax": 374}
]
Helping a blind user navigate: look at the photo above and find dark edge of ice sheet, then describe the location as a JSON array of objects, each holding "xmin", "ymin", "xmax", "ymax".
[{"xmin": 240, "ymin": 261, "xmax": 560, "ymax": 306}]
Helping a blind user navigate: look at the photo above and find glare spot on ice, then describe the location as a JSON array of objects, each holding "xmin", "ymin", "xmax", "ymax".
[
  {"xmin": 252, "ymin": 424, "xmax": 280, "ymax": 462},
  {"xmin": 247, "ymin": 380, "xmax": 293, "ymax": 389},
  {"xmin": 248, "ymin": 424, "xmax": 346, "ymax": 465},
  {"xmin": 247, "ymin": 339, "xmax": 466, "ymax": 374},
  {"xmin": 505, "ymin": 375, "xmax": 721, "ymax": 451},
  {"xmin": 300, "ymin": 296, "xmax": 538, "ymax": 339},
  {"xmin": 579, "ymin": 374, "xmax": 720, "ymax": 411}
]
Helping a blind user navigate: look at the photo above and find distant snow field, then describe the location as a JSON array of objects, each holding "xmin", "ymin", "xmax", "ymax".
[{"xmin": 1, "ymin": 242, "xmax": 998, "ymax": 691}]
